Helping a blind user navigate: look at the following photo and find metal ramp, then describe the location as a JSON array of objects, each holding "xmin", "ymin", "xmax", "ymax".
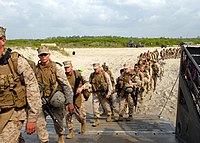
[{"xmin": 22, "ymin": 114, "xmax": 178, "ymax": 143}]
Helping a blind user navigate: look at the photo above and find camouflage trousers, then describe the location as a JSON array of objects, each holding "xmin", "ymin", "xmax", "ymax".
[
  {"xmin": 152, "ymin": 75, "xmax": 158, "ymax": 91},
  {"xmin": 149, "ymin": 76, "xmax": 153, "ymax": 90},
  {"xmin": 144, "ymin": 77, "xmax": 150, "ymax": 92},
  {"xmin": 160, "ymin": 66, "xmax": 164, "ymax": 79},
  {"xmin": 66, "ymin": 95, "xmax": 86, "ymax": 130},
  {"xmin": 93, "ymin": 92, "xmax": 112, "ymax": 118},
  {"xmin": 0, "ymin": 120, "xmax": 23, "ymax": 143},
  {"xmin": 36, "ymin": 106, "xmax": 65, "ymax": 143},
  {"xmin": 118, "ymin": 94, "xmax": 134, "ymax": 117},
  {"xmin": 104, "ymin": 92, "xmax": 119, "ymax": 118}
]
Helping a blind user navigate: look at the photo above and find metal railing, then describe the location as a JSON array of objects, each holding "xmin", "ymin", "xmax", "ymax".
[{"xmin": 180, "ymin": 45, "xmax": 200, "ymax": 118}]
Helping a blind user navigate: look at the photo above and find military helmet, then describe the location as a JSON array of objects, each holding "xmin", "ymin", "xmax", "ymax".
[{"xmin": 49, "ymin": 91, "xmax": 66, "ymax": 107}]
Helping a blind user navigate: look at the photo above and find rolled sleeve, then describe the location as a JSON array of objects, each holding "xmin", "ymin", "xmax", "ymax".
[
  {"xmin": 104, "ymin": 72, "xmax": 113, "ymax": 96},
  {"xmin": 17, "ymin": 56, "xmax": 42, "ymax": 122}
]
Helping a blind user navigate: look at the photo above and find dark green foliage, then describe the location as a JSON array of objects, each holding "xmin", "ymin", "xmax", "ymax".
[{"xmin": 6, "ymin": 36, "xmax": 200, "ymax": 48}]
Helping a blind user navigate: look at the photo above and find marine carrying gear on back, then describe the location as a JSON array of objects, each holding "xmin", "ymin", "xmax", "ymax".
[
  {"xmin": 124, "ymin": 83, "xmax": 134, "ymax": 93},
  {"xmin": 90, "ymin": 70, "xmax": 108, "ymax": 93},
  {"xmin": 0, "ymin": 49, "xmax": 27, "ymax": 110},
  {"xmin": 36, "ymin": 60, "xmax": 58, "ymax": 97}
]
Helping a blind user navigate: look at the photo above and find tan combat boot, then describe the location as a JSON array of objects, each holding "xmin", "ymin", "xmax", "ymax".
[
  {"xmin": 106, "ymin": 115, "xmax": 112, "ymax": 122},
  {"xmin": 66, "ymin": 129, "xmax": 75, "ymax": 139},
  {"xmin": 58, "ymin": 134, "xmax": 65, "ymax": 143},
  {"xmin": 81, "ymin": 121, "xmax": 87, "ymax": 134},
  {"xmin": 92, "ymin": 118, "xmax": 100, "ymax": 127},
  {"xmin": 126, "ymin": 115, "xmax": 133, "ymax": 121},
  {"xmin": 115, "ymin": 115, "xmax": 123, "ymax": 122},
  {"xmin": 18, "ymin": 133, "xmax": 25, "ymax": 143}
]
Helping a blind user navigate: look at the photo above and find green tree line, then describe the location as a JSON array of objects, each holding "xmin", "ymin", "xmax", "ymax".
[{"xmin": 6, "ymin": 36, "xmax": 200, "ymax": 48}]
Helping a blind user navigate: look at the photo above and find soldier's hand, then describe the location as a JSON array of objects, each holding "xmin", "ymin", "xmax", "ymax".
[
  {"xmin": 76, "ymin": 87, "xmax": 83, "ymax": 94},
  {"xmin": 112, "ymin": 87, "xmax": 116, "ymax": 93},
  {"xmin": 129, "ymin": 80, "xmax": 132, "ymax": 84},
  {"xmin": 66, "ymin": 103, "xmax": 74, "ymax": 114},
  {"xmin": 26, "ymin": 122, "xmax": 36, "ymax": 135},
  {"xmin": 105, "ymin": 94, "xmax": 110, "ymax": 99}
]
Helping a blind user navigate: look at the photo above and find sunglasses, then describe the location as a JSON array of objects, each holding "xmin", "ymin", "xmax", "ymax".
[{"xmin": 39, "ymin": 53, "xmax": 49, "ymax": 57}]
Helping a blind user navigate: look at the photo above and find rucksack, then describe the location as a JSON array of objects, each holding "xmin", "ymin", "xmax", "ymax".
[
  {"xmin": 90, "ymin": 70, "xmax": 108, "ymax": 94},
  {"xmin": 0, "ymin": 49, "xmax": 28, "ymax": 109},
  {"xmin": 11, "ymin": 51, "xmax": 36, "ymax": 74}
]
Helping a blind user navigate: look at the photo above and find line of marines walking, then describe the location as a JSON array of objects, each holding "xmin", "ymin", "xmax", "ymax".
[{"xmin": 0, "ymin": 26, "xmax": 181, "ymax": 143}]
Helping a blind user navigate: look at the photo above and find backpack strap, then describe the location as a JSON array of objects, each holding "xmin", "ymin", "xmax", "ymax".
[
  {"xmin": 103, "ymin": 71, "xmax": 107, "ymax": 82},
  {"xmin": 73, "ymin": 70, "xmax": 82, "ymax": 107},
  {"xmin": 6, "ymin": 51, "xmax": 21, "ymax": 79},
  {"xmin": 8, "ymin": 57, "xmax": 18, "ymax": 79},
  {"xmin": 0, "ymin": 48, "xmax": 12, "ymax": 65},
  {"xmin": 89, "ymin": 72, "xmax": 95, "ymax": 83},
  {"xmin": 73, "ymin": 70, "xmax": 82, "ymax": 90},
  {"xmin": 10, "ymin": 51, "xmax": 20, "ymax": 74}
]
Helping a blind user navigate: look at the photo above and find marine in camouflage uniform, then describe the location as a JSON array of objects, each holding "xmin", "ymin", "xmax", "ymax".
[
  {"xmin": 102, "ymin": 63, "xmax": 118, "ymax": 118},
  {"xmin": 132, "ymin": 64, "xmax": 144, "ymax": 101},
  {"xmin": 154, "ymin": 49, "xmax": 159, "ymax": 61},
  {"xmin": 0, "ymin": 26, "xmax": 42, "ymax": 143},
  {"xmin": 63, "ymin": 61, "xmax": 90, "ymax": 139},
  {"xmin": 166, "ymin": 49, "xmax": 169, "ymax": 59},
  {"xmin": 158, "ymin": 56, "xmax": 166, "ymax": 81},
  {"xmin": 160, "ymin": 49, "xmax": 165, "ymax": 59},
  {"xmin": 115, "ymin": 64, "xmax": 135, "ymax": 121},
  {"xmin": 151, "ymin": 60, "xmax": 160, "ymax": 91},
  {"xmin": 89, "ymin": 63, "xmax": 113, "ymax": 127},
  {"xmin": 145, "ymin": 60, "xmax": 152, "ymax": 91},
  {"xmin": 140, "ymin": 64, "xmax": 150, "ymax": 93},
  {"xmin": 35, "ymin": 46, "xmax": 74, "ymax": 143}
]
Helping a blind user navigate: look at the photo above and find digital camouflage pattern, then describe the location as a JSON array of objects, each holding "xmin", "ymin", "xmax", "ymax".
[
  {"xmin": 36, "ymin": 60, "xmax": 73, "ymax": 142},
  {"xmin": 17, "ymin": 56, "xmax": 42, "ymax": 122},
  {"xmin": 37, "ymin": 45, "xmax": 49, "ymax": 56},
  {"xmin": 0, "ymin": 54, "xmax": 42, "ymax": 143},
  {"xmin": 89, "ymin": 70, "xmax": 113, "ymax": 119}
]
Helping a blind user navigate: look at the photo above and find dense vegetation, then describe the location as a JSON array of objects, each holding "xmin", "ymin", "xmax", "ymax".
[{"xmin": 6, "ymin": 36, "xmax": 200, "ymax": 48}]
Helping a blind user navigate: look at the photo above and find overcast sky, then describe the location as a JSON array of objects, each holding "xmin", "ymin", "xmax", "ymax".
[{"xmin": 0, "ymin": 0, "xmax": 200, "ymax": 39}]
